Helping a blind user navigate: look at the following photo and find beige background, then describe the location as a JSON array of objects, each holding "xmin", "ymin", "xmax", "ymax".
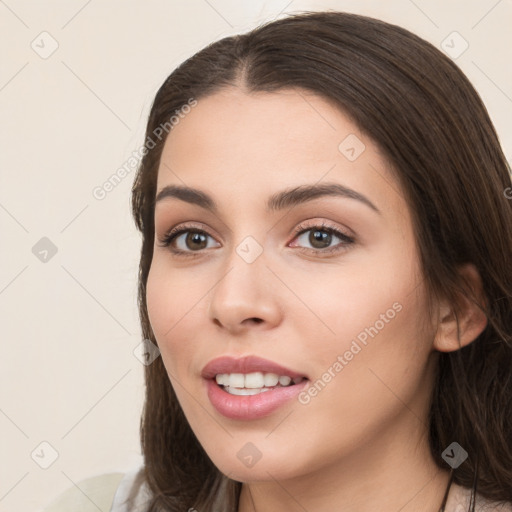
[{"xmin": 1, "ymin": 1, "xmax": 510, "ymax": 511}]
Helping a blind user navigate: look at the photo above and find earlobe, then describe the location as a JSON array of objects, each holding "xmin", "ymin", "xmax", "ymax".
[{"xmin": 433, "ymin": 264, "xmax": 488, "ymax": 353}]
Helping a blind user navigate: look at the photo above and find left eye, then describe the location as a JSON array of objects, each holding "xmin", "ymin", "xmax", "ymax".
[{"xmin": 290, "ymin": 224, "xmax": 354, "ymax": 253}]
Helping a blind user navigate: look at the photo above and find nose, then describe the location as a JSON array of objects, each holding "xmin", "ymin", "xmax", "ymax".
[{"xmin": 208, "ymin": 247, "xmax": 283, "ymax": 334}]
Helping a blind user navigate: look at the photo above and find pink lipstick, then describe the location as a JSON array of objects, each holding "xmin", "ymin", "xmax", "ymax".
[{"xmin": 201, "ymin": 355, "xmax": 309, "ymax": 420}]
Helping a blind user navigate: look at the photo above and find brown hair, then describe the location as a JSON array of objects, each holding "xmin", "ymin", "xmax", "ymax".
[{"xmin": 131, "ymin": 11, "xmax": 512, "ymax": 511}]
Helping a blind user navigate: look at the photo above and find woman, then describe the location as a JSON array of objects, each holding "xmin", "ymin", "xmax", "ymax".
[
  {"xmin": 45, "ymin": 9, "xmax": 512, "ymax": 512},
  {"xmin": 127, "ymin": 9, "xmax": 512, "ymax": 512}
]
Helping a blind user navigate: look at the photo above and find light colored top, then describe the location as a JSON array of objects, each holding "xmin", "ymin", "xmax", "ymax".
[
  {"xmin": 42, "ymin": 466, "xmax": 512, "ymax": 512},
  {"xmin": 110, "ymin": 466, "xmax": 153, "ymax": 511},
  {"xmin": 40, "ymin": 467, "xmax": 151, "ymax": 512}
]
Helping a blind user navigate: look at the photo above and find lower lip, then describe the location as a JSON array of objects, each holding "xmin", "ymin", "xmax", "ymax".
[{"xmin": 205, "ymin": 378, "xmax": 309, "ymax": 420}]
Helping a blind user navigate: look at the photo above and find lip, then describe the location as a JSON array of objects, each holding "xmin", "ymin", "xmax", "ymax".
[
  {"xmin": 201, "ymin": 355, "xmax": 308, "ymax": 380},
  {"xmin": 201, "ymin": 355, "xmax": 309, "ymax": 421},
  {"xmin": 205, "ymin": 377, "xmax": 309, "ymax": 420}
]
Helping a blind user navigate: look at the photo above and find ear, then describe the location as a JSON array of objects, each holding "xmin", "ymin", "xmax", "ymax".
[{"xmin": 433, "ymin": 263, "xmax": 488, "ymax": 353}]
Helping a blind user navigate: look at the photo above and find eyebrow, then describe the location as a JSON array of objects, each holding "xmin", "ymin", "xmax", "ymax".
[{"xmin": 155, "ymin": 182, "xmax": 380, "ymax": 215}]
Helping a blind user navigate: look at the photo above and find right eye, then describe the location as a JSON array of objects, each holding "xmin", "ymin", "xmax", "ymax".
[{"xmin": 157, "ymin": 224, "xmax": 221, "ymax": 257}]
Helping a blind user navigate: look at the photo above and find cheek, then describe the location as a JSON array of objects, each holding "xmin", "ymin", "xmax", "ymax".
[
  {"xmin": 146, "ymin": 263, "xmax": 171, "ymax": 340},
  {"xmin": 301, "ymin": 266, "xmax": 434, "ymax": 432},
  {"xmin": 146, "ymin": 258, "xmax": 212, "ymax": 383},
  {"xmin": 293, "ymin": 241, "xmax": 423, "ymax": 354},
  {"xmin": 146, "ymin": 255, "xmax": 197, "ymax": 333},
  {"xmin": 146, "ymin": 262, "xmax": 188, "ymax": 369},
  {"xmin": 295, "ymin": 242, "xmax": 433, "ymax": 408}
]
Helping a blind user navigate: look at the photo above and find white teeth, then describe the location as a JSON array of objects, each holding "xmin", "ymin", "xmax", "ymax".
[
  {"xmin": 245, "ymin": 372, "xmax": 265, "ymax": 389},
  {"xmin": 215, "ymin": 374, "xmax": 224, "ymax": 385},
  {"xmin": 228, "ymin": 373, "xmax": 245, "ymax": 388},
  {"xmin": 215, "ymin": 372, "xmax": 303, "ymax": 389},
  {"xmin": 278, "ymin": 375, "xmax": 292, "ymax": 386},
  {"xmin": 264, "ymin": 373, "xmax": 279, "ymax": 387}
]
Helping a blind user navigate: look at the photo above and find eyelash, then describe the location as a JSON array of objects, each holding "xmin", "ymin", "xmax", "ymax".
[{"xmin": 157, "ymin": 221, "xmax": 355, "ymax": 258}]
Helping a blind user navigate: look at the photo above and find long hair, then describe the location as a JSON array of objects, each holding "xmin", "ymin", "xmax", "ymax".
[{"xmin": 131, "ymin": 11, "xmax": 512, "ymax": 511}]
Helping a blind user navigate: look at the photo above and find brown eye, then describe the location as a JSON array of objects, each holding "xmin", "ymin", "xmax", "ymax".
[
  {"xmin": 157, "ymin": 225, "xmax": 220, "ymax": 256},
  {"xmin": 182, "ymin": 231, "xmax": 209, "ymax": 251},
  {"xmin": 307, "ymin": 229, "xmax": 333, "ymax": 249},
  {"xmin": 290, "ymin": 222, "xmax": 355, "ymax": 255}
]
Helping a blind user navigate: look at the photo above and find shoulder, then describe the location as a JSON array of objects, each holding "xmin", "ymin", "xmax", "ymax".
[
  {"xmin": 42, "ymin": 466, "xmax": 152, "ymax": 512},
  {"xmin": 42, "ymin": 472, "xmax": 125, "ymax": 512},
  {"xmin": 448, "ymin": 482, "xmax": 512, "ymax": 512}
]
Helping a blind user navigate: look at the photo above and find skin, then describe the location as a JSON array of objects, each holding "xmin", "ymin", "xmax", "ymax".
[{"xmin": 146, "ymin": 87, "xmax": 488, "ymax": 512}]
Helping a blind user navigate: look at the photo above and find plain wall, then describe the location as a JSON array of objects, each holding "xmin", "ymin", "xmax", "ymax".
[{"xmin": 1, "ymin": 1, "xmax": 510, "ymax": 510}]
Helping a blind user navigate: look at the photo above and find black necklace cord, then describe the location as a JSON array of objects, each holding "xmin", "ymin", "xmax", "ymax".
[
  {"xmin": 438, "ymin": 469, "xmax": 455, "ymax": 512},
  {"xmin": 469, "ymin": 450, "xmax": 480, "ymax": 512}
]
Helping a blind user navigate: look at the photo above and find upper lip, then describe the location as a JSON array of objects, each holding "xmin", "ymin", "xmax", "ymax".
[{"xmin": 201, "ymin": 355, "xmax": 308, "ymax": 380}]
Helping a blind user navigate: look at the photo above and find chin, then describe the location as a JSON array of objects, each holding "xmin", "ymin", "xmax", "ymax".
[{"xmin": 210, "ymin": 451, "xmax": 305, "ymax": 483}]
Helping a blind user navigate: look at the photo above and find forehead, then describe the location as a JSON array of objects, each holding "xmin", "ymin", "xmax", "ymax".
[
  {"xmin": 164, "ymin": 89, "xmax": 351, "ymax": 169},
  {"xmin": 161, "ymin": 87, "xmax": 355, "ymax": 164},
  {"xmin": 156, "ymin": 87, "xmax": 405, "ymax": 222}
]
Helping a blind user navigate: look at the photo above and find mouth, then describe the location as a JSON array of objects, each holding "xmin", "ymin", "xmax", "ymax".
[{"xmin": 201, "ymin": 355, "xmax": 309, "ymax": 419}]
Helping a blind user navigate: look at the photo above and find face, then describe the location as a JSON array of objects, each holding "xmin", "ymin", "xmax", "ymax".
[{"xmin": 146, "ymin": 87, "xmax": 439, "ymax": 482}]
